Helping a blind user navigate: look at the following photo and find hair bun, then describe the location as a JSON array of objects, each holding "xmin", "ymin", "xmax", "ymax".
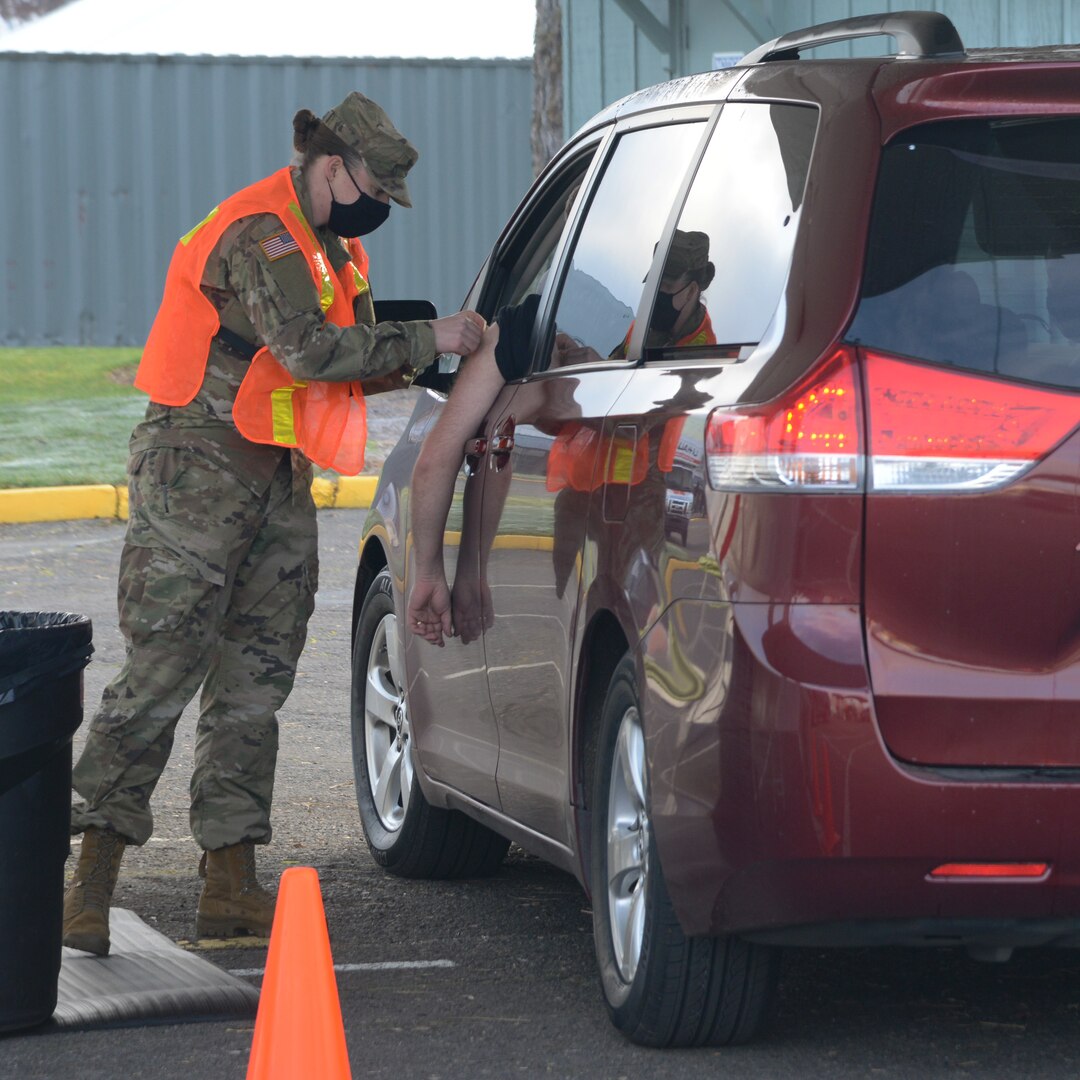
[{"xmin": 292, "ymin": 108, "xmax": 322, "ymax": 152}]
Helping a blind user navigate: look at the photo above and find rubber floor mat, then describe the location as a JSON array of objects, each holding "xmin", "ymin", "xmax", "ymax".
[{"xmin": 51, "ymin": 908, "xmax": 259, "ymax": 1029}]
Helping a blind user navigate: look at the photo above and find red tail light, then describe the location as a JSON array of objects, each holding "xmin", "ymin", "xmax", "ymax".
[
  {"xmin": 705, "ymin": 347, "xmax": 862, "ymax": 491},
  {"xmin": 706, "ymin": 346, "xmax": 1078, "ymax": 494},
  {"xmin": 863, "ymin": 349, "xmax": 1080, "ymax": 492},
  {"xmin": 929, "ymin": 862, "xmax": 1049, "ymax": 880}
]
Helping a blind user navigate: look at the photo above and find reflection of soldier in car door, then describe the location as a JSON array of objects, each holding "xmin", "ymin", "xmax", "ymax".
[
  {"xmin": 548, "ymin": 230, "xmax": 716, "ymax": 593},
  {"xmin": 557, "ymin": 229, "xmax": 717, "ymax": 364},
  {"xmin": 408, "ymin": 229, "xmax": 716, "ymax": 644}
]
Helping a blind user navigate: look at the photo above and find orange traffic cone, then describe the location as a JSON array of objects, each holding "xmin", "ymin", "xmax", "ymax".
[{"xmin": 246, "ymin": 866, "xmax": 352, "ymax": 1080}]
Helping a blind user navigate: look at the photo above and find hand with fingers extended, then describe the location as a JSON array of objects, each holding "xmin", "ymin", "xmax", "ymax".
[
  {"xmin": 432, "ymin": 310, "xmax": 486, "ymax": 357},
  {"xmin": 407, "ymin": 572, "xmax": 454, "ymax": 647}
]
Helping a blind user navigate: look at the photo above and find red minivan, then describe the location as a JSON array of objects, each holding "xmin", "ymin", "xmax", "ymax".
[{"xmin": 349, "ymin": 11, "xmax": 1080, "ymax": 1047}]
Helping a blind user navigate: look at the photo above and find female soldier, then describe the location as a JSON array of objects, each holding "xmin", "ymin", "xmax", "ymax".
[{"xmin": 62, "ymin": 92, "xmax": 485, "ymax": 956}]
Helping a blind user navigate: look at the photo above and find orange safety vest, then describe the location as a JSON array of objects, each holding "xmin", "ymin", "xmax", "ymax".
[{"xmin": 135, "ymin": 168, "xmax": 372, "ymax": 474}]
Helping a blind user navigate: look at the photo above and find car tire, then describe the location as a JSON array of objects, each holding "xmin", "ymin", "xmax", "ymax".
[
  {"xmin": 351, "ymin": 569, "xmax": 509, "ymax": 879},
  {"xmin": 590, "ymin": 656, "xmax": 779, "ymax": 1046}
]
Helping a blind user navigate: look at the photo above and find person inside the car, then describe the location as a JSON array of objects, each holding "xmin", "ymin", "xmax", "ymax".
[
  {"xmin": 406, "ymin": 300, "xmax": 544, "ymax": 646},
  {"xmin": 407, "ymin": 186, "xmax": 585, "ymax": 645}
]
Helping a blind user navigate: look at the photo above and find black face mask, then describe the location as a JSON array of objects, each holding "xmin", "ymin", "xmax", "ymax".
[
  {"xmin": 327, "ymin": 168, "xmax": 391, "ymax": 237},
  {"xmin": 651, "ymin": 289, "xmax": 682, "ymax": 333}
]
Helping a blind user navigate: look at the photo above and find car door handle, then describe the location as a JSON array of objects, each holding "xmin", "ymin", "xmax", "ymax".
[
  {"xmin": 462, "ymin": 432, "xmax": 515, "ymax": 478},
  {"xmin": 463, "ymin": 433, "xmax": 515, "ymax": 455},
  {"xmin": 490, "ymin": 418, "xmax": 516, "ymax": 471}
]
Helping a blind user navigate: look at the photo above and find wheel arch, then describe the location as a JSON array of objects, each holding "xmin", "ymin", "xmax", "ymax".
[
  {"xmin": 351, "ymin": 535, "xmax": 389, "ymax": 654},
  {"xmin": 572, "ymin": 607, "xmax": 631, "ymax": 894}
]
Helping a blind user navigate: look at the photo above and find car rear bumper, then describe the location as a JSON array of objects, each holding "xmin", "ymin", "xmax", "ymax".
[
  {"xmin": 743, "ymin": 916, "xmax": 1080, "ymax": 954},
  {"xmin": 641, "ymin": 598, "xmax": 1080, "ymax": 940}
]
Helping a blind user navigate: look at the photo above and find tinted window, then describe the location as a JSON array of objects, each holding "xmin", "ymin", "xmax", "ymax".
[
  {"xmin": 848, "ymin": 117, "xmax": 1080, "ymax": 390},
  {"xmin": 458, "ymin": 153, "xmax": 595, "ymax": 384},
  {"xmin": 651, "ymin": 103, "xmax": 818, "ymax": 351},
  {"xmin": 497, "ymin": 163, "xmax": 591, "ymax": 314},
  {"xmin": 546, "ymin": 123, "xmax": 705, "ymax": 366}
]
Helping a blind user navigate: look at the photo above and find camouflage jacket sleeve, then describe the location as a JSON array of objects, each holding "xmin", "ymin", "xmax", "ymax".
[{"xmin": 224, "ymin": 214, "xmax": 437, "ymax": 382}]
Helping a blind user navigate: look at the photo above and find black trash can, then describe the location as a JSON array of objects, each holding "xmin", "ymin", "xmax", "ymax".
[{"xmin": 0, "ymin": 611, "xmax": 93, "ymax": 1034}]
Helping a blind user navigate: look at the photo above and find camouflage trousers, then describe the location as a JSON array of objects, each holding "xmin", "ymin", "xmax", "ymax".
[{"xmin": 71, "ymin": 446, "xmax": 318, "ymax": 850}]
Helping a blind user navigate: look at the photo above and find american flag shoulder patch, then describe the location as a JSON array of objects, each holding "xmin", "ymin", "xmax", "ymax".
[{"xmin": 259, "ymin": 231, "xmax": 301, "ymax": 262}]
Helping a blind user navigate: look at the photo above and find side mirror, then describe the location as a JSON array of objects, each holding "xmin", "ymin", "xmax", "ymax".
[{"xmin": 372, "ymin": 299, "xmax": 453, "ymax": 393}]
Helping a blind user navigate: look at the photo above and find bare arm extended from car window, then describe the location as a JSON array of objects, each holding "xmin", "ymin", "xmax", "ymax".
[{"xmin": 407, "ymin": 322, "xmax": 506, "ymax": 646}]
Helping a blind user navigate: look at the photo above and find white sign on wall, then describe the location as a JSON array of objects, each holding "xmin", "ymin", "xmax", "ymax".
[{"xmin": 712, "ymin": 51, "xmax": 743, "ymax": 69}]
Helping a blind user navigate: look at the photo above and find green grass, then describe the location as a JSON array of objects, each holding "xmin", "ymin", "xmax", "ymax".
[
  {"xmin": 0, "ymin": 348, "xmax": 145, "ymax": 487},
  {"xmin": 0, "ymin": 348, "xmax": 414, "ymax": 489}
]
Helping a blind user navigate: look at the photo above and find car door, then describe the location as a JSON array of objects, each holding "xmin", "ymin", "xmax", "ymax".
[
  {"xmin": 403, "ymin": 143, "xmax": 607, "ymax": 808},
  {"xmin": 474, "ymin": 117, "xmax": 712, "ymax": 844},
  {"xmin": 402, "ymin": 355, "xmax": 506, "ymax": 809}
]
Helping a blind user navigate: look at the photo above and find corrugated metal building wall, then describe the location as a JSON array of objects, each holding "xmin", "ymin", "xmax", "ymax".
[
  {"xmin": 563, "ymin": 0, "xmax": 1080, "ymax": 135},
  {"xmin": 0, "ymin": 53, "xmax": 532, "ymax": 346}
]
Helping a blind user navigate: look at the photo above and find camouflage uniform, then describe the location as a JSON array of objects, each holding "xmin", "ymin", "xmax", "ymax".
[{"xmin": 71, "ymin": 100, "xmax": 433, "ymax": 850}]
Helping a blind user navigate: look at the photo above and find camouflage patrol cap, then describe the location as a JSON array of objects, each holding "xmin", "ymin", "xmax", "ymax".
[
  {"xmin": 662, "ymin": 230, "xmax": 711, "ymax": 281},
  {"xmin": 322, "ymin": 91, "xmax": 418, "ymax": 208}
]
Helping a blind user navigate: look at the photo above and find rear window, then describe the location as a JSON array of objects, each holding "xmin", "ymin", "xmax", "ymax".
[{"xmin": 847, "ymin": 117, "xmax": 1080, "ymax": 390}]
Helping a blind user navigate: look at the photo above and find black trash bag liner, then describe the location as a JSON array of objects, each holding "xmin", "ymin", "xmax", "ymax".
[
  {"xmin": 0, "ymin": 611, "xmax": 92, "ymax": 1033},
  {"xmin": 0, "ymin": 611, "xmax": 94, "ymax": 706}
]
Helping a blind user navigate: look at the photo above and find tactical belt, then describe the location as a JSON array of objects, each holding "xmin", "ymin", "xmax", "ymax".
[{"xmin": 213, "ymin": 326, "xmax": 260, "ymax": 362}]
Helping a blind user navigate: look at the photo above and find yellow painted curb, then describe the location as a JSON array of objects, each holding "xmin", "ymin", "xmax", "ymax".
[
  {"xmin": 0, "ymin": 477, "xmax": 379, "ymax": 525},
  {"xmin": 335, "ymin": 475, "xmax": 379, "ymax": 508},
  {"xmin": 310, "ymin": 477, "xmax": 337, "ymax": 508},
  {"xmin": 311, "ymin": 475, "xmax": 378, "ymax": 509},
  {"xmin": 0, "ymin": 485, "xmax": 125, "ymax": 524}
]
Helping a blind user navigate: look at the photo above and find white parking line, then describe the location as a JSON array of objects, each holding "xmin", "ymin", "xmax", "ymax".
[{"xmin": 228, "ymin": 959, "xmax": 456, "ymax": 977}]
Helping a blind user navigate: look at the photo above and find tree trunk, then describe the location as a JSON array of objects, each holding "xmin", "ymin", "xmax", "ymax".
[{"xmin": 532, "ymin": 0, "xmax": 564, "ymax": 177}]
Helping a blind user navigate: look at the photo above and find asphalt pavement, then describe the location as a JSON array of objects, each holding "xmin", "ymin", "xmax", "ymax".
[{"xmin": 2, "ymin": 512, "xmax": 1080, "ymax": 1079}]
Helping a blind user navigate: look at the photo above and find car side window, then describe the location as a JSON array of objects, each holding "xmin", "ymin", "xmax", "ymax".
[
  {"xmin": 472, "ymin": 151, "xmax": 597, "ymax": 383},
  {"xmin": 499, "ymin": 176, "xmax": 590, "ymax": 311},
  {"xmin": 648, "ymin": 103, "xmax": 818, "ymax": 354},
  {"xmin": 543, "ymin": 123, "xmax": 706, "ymax": 369}
]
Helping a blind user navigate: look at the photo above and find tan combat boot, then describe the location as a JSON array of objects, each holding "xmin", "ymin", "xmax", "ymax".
[
  {"xmin": 62, "ymin": 827, "xmax": 126, "ymax": 957},
  {"xmin": 195, "ymin": 842, "xmax": 276, "ymax": 938}
]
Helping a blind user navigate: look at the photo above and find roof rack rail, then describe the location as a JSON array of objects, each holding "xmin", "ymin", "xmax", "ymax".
[{"xmin": 738, "ymin": 10, "xmax": 965, "ymax": 66}]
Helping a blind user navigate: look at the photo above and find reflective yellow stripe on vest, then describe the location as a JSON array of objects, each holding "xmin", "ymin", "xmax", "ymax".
[
  {"xmin": 284, "ymin": 200, "xmax": 335, "ymax": 313},
  {"xmin": 270, "ymin": 381, "xmax": 308, "ymax": 444},
  {"xmin": 312, "ymin": 252, "xmax": 335, "ymax": 313},
  {"xmin": 180, "ymin": 206, "xmax": 220, "ymax": 247}
]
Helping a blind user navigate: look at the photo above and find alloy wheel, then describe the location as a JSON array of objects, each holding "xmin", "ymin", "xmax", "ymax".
[
  {"xmin": 606, "ymin": 704, "xmax": 649, "ymax": 983},
  {"xmin": 364, "ymin": 611, "xmax": 412, "ymax": 831}
]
